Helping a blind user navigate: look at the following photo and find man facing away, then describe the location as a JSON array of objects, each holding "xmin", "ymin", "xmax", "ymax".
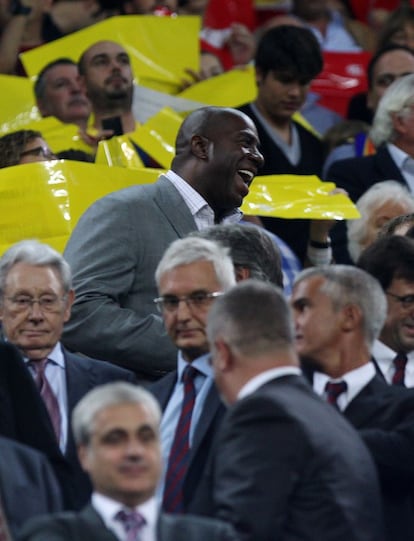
[
  {"xmin": 204, "ymin": 280, "xmax": 384, "ymax": 541},
  {"xmin": 291, "ymin": 265, "xmax": 414, "ymax": 541},
  {"xmin": 62, "ymin": 105, "xmax": 263, "ymax": 380},
  {"xmin": 20, "ymin": 382, "xmax": 239, "ymax": 541}
]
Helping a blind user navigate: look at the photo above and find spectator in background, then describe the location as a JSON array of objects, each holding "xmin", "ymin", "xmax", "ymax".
[
  {"xmin": 377, "ymin": 5, "xmax": 414, "ymax": 52},
  {"xmin": 347, "ymin": 181, "xmax": 414, "ymax": 263},
  {"xmin": 0, "ymin": 129, "xmax": 56, "ymax": 168},
  {"xmin": 238, "ymin": 24, "xmax": 326, "ymax": 263},
  {"xmin": 290, "ymin": 0, "xmax": 376, "ymax": 52},
  {"xmin": 34, "ymin": 58, "xmax": 91, "ymax": 131}
]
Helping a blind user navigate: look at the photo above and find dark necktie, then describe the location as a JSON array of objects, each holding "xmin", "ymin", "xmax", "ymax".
[
  {"xmin": 0, "ymin": 497, "xmax": 12, "ymax": 541},
  {"xmin": 163, "ymin": 364, "xmax": 198, "ymax": 513},
  {"xmin": 115, "ymin": 509, "xmax": 146, "ymax": 541},
  {"xmin": 325, "ymin": 380, "xmax": 348, "ymax": 409},
  {"xmin": 392, "ymin": 352, "xmax": 408, "ymax": 386},
  {"xmin": 30, "ymin": 358, "xmax": 61, "ymax": 441}
]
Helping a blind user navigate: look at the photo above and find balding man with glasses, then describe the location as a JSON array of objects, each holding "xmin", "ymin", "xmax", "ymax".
[
  {"xmin": 149, "ymin": 236, "xmax": 236, "ymax": 515},
  {"xmin": 0, "ymin": 240, "xmax": 136, "ymax": 511}
]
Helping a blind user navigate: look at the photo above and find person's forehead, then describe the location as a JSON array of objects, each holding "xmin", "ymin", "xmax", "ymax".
[
  {"xmin": 47, "ymin": 64, "xmax": 78, "ymax": 80},
  {"xmin": 93, "ymin": 402, "xmax": 156, "ymax": 432},
  {"xmin": 86, "ymin": 42, "xmax": 128, "ymax": 61},
  {"xmin": 374, "ymin": 50, "xmax": 414, "ymax": 77}
]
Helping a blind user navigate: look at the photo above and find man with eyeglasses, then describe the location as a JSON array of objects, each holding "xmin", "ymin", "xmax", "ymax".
[
  {"xmin": 0, "ymin": 240, "xmax": 136, "ymax": 511},
  {"xmin": 357, "ymin": 235, "xmax": 414, "ymax": 388},
  {"xmin": 0, "ymin": 129, "xmax": 57, "ymax": 169},
  {"xmin": 149, "ymin": 236, "xmax": 236, "ymax": 514}
]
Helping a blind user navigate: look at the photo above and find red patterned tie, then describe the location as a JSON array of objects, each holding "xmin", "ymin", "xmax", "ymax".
[
  {"xmin": 30, "ymin": 358, "xmax": 61, "ymax": 441},
  {"xmin": 115, "ymin": 509, "xmax": 146, "ymax": 541},
  {"xmin": 0, "ymin": 497, "xmax": 12, "ymax": 541},
  {"xmin": 392, "ymin": 353, "xmax": 408, "ymax": 386},
  {"xmin": 325, "ymin": 380, "xmax": 347, "ymax": 409},
  {"xmin": 162, "ymin": 364, "xmax": 198, "ymax": 513}
]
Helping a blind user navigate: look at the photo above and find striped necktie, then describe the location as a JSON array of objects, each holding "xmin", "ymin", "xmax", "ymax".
[
  {"xmin": 115, "ymin": 509, "xmax": 146, "ymax": 541},
  {"xmin": 325, "ymin": 380, "xmax": 347, "ymax": 409},
  {"xmin": 392, "ymin": 353, "xmax": 408, "ymax": 386},
  {"xmin": 29, "ymin": 358, "xmax": 61, "ymax": 441},
  {"xmin": 162, "ymin": 364, "xmax": 198, "ymax": 513}
]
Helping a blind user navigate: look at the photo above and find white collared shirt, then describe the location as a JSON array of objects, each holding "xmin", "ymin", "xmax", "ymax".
[
  {"xmin": 165, "ymin": 170, "xmax": 242, "ymax": 229},
  {"xmin": 92, "ymin": 493, "xmax": 158, "ymax": 541},
  {"xmin": 313, "ymin": 363, "xmax": 376, "ymax": 411},
  {"xmin": 372, "ymin": 339, "xmax": 414, "ymax": 387},
  {"xmin": 387, "ymin": 143, "xmax": 414, "ymax": 193},
  {"xmin": 24, "ymin": 342, "xmax": 68, "ymax": 452},
  {"xmin": 238, "ymin": 366, "xmax": 302, "ymax": 400}
]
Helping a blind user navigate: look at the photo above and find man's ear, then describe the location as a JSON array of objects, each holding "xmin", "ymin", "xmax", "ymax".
[
  {"xmin": 214, "ymin": 337, "xmax": 233, "ymax": 372},
  {"xmin": 77, "ymin": 444, "xmax": 90, "ymax": 473},
  {"xmin": 191, "ymin": 135, "xmax": 210, "ymax": 160},
  {"xmin": 341, "ymin": 304, "xmax": 362, "ymax": 333},
  {"xmin": 391, "ymin": 111, "xmax": 407, "ymax": 136},
  {"xmin": 235, "ymin": 266, "xmax": 251, "ymax": 282}
]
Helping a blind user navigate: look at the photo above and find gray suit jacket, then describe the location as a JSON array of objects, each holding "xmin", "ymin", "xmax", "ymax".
[
  {"xmin": 19, "ymin": 504, "xmax": 239, "ymax": 541},
  {"xmin": 63, "ymin": 176, "xmax": 198, "ymax": 379}
]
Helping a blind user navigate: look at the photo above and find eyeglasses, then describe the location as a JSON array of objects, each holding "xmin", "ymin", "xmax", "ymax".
[
  {"xmin": 19, "ymin": 146, "xmax": 57, "ymax": 160},
  {"xmin": 5, "ymin": 295, "xmax": 67, "ymax": 313},
  {"xmin": 153, "ymin": 291, "xmax": 222, "ymax": 313},
  {"xmin": 375, "ymin": 72, "xmax": 414, "ymax": 88},
  {"xmin": 386, "ymin": 291, "xmax": 414, "ymax": 309}
]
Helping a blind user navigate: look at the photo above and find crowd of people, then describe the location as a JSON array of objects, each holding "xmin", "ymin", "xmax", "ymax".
[{"xmin": 2, "ymin": 1, "xmax": 414, "ymax": 541}]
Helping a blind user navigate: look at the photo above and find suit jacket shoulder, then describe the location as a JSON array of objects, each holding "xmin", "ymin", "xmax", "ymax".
[{"xmin": 158, "ymin": 513, "xmax": 239, "ymax": 541}]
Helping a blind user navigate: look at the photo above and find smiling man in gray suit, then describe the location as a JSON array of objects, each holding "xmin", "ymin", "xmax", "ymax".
[
  {"xmin": 63, "ymin": 106, "xmax": 264, "ymax": 381},
  {"xmin": 20, "ymin": 382, "xmax": 238, "ymax": 541}
]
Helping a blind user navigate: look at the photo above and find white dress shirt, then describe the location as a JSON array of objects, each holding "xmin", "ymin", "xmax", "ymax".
[
  {"xmin": 372, "ymin": 339, "xmax": 414, "ymax": 387},
  {"xmin": 387, "ymin": 143, "xmax": 414, "ymax": 193},
  {"xmin": 92, "ymin": 493, "xmax": 158, "ymax": 541},
  {"xmin": 313, "ymin": 363, "xmax": 376, "ymax": 411}
]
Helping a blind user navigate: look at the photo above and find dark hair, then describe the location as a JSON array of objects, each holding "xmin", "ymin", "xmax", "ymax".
[
  {"xmin": 34, "ymin": 58, "xmax": 77, "ymax": 101},
  {"xmin": 376, "ymin": 6, "xmax": 414, "ymax": 52},
  {"xmin": 0, "ymin": 129, "xmax": 42, "ymax": 168},
  {"xmin": 357, "ymin": 235, "xmax": 414, "ymax": 290},
  {"xmin": 254, "ymin": 25, "xmax": 323, "ymax": 83},
  {"xmin": 367, "ymin": 44, "xmax": 414, "ymax": 89}
]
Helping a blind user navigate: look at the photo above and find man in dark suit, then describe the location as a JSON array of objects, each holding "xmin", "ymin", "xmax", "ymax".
[
  {"xmin": 291, "ymin": 265, "xmax": 414, "ymax": 541},
  {"xmin": 357, "ymin": 235, "xmax": 414, "ymax": 387},
  {"xmin": 326, "ymin": 73, "xmax": 414, "ymax": 262},
  {"xmin": 150, "ymin": 236, "xmax": 236, "ymax": 513},
  {"xmin": 20, "ymin": 382, "xmax": 238, "ymax": 541},
  {"xmin": 62, "ymin": 106, "xmax": 264, "ymax": 379},
  {"xmin": 0, "ymin": 436, "xmax": 63, "ymax": 539},
  {"xmin": 204, "ymin": 280, "xmax": 384, "ymax": 541},
  {"xmin": 0, "ymin": 240, "xmax": 136, "ymax": 510}
]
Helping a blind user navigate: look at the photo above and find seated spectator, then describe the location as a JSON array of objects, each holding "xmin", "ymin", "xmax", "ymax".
[
  {"xmin": 347, "ymin": 180, "xmax": 414, "ymax": 263},
  {"xmin": 377, "ymin": 5, "xmax": 414, "ymax": 52},
  {"xmin": 290, "ymin": 0, "xmax": 376, "ymax": 52},
  {"xmin": 0, "ymin": 130, "xmax": 56, "ymax": 168},
  {"xmin": 34, "ymin": 58, "xmax": 91, "ymax": 130}
]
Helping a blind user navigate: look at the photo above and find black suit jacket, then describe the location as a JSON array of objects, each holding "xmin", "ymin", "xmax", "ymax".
[
  {"xmin": 0, "ymin": 436, "xmax": 63, "ymax": 539},
  {"xmin": 209, "ymin": 374, "xmax": 384, "ymax": 541},
  {"xmin": 238, "ymin": 103, "xmax": 325, "ymax": 263},
  {"xmin": 325, "ymin": 145, "xmax": 408, "ymax": 263},
  {"xmin": 0, "ymin": 342, "xmax": 136, "ymax": 510},
  {"xmin": 343, "ymin": 375, "xmax": 414, "ymax": 541},
  {"xmin": 149, "ymin": 370, "xmax": 226, "ymax": 512},
  {"xmin": 19, "ymin": 504, "xmax": 239, "ymax": 541}
]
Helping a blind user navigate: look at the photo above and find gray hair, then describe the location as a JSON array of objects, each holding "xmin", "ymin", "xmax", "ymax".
[
  {"xmin": 348, "ymin": 180, "xmax": 414, "ymax": 262},
  {"xmin": 72, "ymin": 382, "xmax": 161, "ymax": 446},
  {"xmin": 293, "ymin": 265, "xmax": 387, "ymax": 347},
  {"xmin": 370, "ymin": 73, "xmax": 414, "ymax": 146},
  {"xmin": 191, "ymin": 223, "xmax": 283, "ymax": 287},
  {"xmin": 155, "ymin": 236, "xmax": 236, "ymax": 290},
  {"xmin": 0, "ymin": 240, "xmax": 72, "ymax": 298},
  {"xmin": 207, "ymin": 280, "xmax": 294, "ymax": 357}
]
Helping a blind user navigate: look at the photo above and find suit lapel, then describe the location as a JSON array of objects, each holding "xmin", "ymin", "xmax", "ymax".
[
  {"xmin": 151, "ymin": 371, "xmax": 178, "ymax": 410},
  {"xmin": 80, "ymin": 505, "xmax": 119, "ymax": 541},
  {"xmin": 191, "ymin": 383, "xmax": 223, "ymax": 455},
  {"xmin": 344, "ymin": 376, "xmax": 388, "ymax": 427},
  {"xmin": 153, "ymin": 176, "xmax": 198, "ymax": 236},
  {"xmin": 375, "ymin": 146, "xmax": 408, "ymax": 188}
]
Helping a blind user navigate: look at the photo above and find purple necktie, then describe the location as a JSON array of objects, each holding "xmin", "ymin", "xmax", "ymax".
[
  {"xmin": 325, "ymin": 380, "xmax": 347, "ymax": 409},
  {"xmin": 30, "ymin": 358, "xmax": 61, "ymax": 441},
  {"xmin": 162, "ymin": 364, "xmax": 198, "ymax": 513},
  {"xmin": 392, "ymin": 353, "xmax": 408, "ymax": 386},
  {"xmin": 115, "ymin": 509, "xmax": 146, "ymax": 541}
]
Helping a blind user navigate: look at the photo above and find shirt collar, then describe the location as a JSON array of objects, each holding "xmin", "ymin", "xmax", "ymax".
[
  {"xmin": 238, "ymin": 366, "xmax": 302, "ymax": 400},
  {"xmin": 177, "ymin": 350, "xmax": 213, "ymax": 380},
  {"xmin": 23, "ymin": 341, "xmax": 65, "ymax": 367},
  {"xmin": 92, "ymin": 492, "xmax": 158, "ymax": 530}
]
